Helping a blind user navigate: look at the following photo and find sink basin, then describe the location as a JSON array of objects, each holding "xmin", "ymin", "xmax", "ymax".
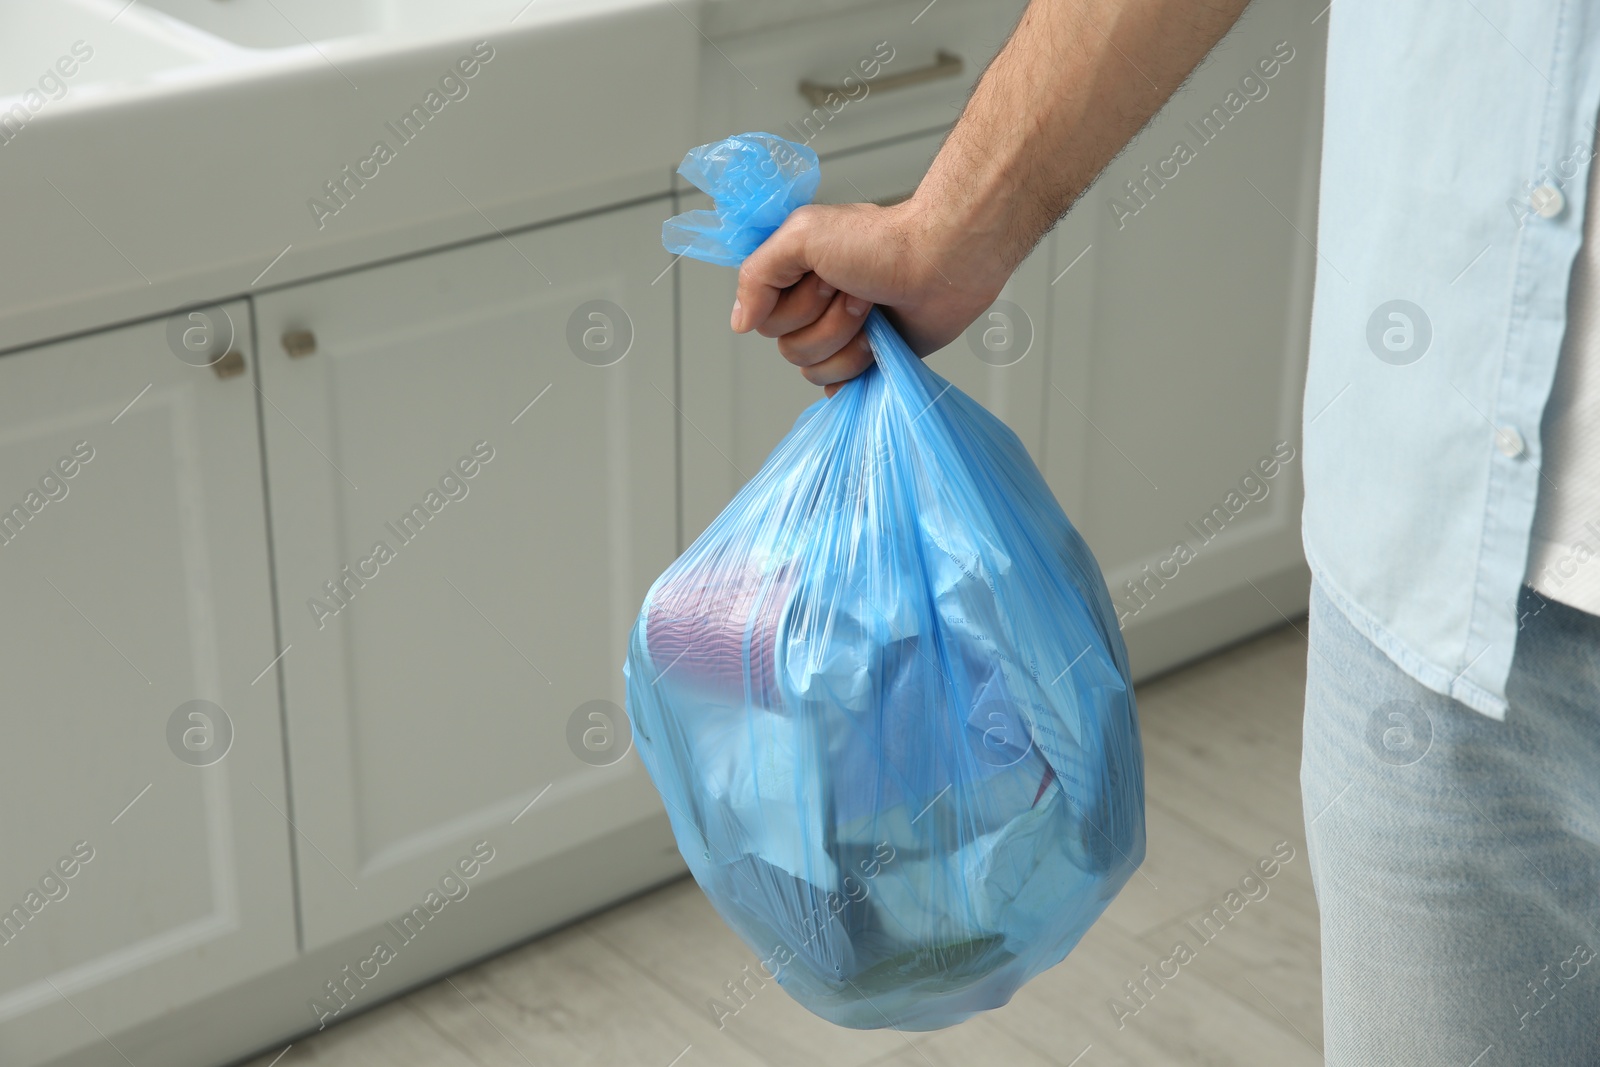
[
  {"xmin": 1, "ymin": 0, "xmax": 637, "ymax": 110},
  {"xmin": 0, "ymin": 0, "xmax": 700, "ymax": 357},
  {"xmin": 0, "ymin": 0, "xmax": 219, "ymax": 103},
  {"xmin": 131, "ymin": 0, "xmax": 534, "ymax": 49}
]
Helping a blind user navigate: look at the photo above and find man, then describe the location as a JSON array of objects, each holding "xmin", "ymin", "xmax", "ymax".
[{"xmin": 730, "ymin": 0, "xmax": 1600, "ymax": 1062}]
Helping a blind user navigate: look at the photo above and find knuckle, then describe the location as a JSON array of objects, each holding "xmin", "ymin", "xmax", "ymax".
[
  {"xmin": 800, "ymin": 361, "xmax": 834, "ymax": 387},
  {"xmin": 787, "ymin": 204, "xmax": 818, "ymax": 233},
  {"xmin": 777, "ymin": 336, "xmax": 814, "ymax": 367}
]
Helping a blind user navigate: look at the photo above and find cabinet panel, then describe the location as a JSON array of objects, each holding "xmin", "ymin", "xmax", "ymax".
[
  {"xmin": 697, "ymin": 0, "xmax": 1027, "ymax": 159},
  {"xmin": 679, "ymin": 130, "xmax": 1052, "ymax": 543},
  {"xmin": 0, "ymin": 304, "xmax": 297, "ymax": 1065},
  {"xmin": 256, "ymin": 200, "xmax": 680, "ymax": 950},
  {"xmin": 1043, "ymin": 0, "xmax": 1321, "ymax": 674}
]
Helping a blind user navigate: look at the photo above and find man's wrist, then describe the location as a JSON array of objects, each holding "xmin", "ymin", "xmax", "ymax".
[{"xmin": 901, "ymin": 177, "xmax": 1031, "ymax": 304}]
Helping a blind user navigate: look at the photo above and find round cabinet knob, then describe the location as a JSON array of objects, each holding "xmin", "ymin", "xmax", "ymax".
[
  {"xmin": 282, "ymin": 329, "xmax": 317, "ymax": 358},
  {"xmin": 212, "ymin": 350, "xmax": 247, "ymax": 379}
]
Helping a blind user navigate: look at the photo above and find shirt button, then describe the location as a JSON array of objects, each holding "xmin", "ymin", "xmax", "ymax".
[
  {"xmin": 1531, "ymin": 184, "xmax": 1566, "ymax": 219},
  {"xmin": 1496, "ymin": 426, "xmax": 1527, "ymax": 458}
]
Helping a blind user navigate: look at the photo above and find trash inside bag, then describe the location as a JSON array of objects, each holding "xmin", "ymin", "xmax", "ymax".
[{"xmin": 623, "ymin": 132, "xmax": 1145, "ymax": 1031}]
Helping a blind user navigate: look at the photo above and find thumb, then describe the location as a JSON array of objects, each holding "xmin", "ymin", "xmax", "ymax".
[{"xmin": 732, "ymin": 207, "xmax": 819, "ymax": 333}]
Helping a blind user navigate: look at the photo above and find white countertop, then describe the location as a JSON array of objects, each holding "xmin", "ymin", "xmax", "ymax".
[
  {"xmin": 0, "ymin": 0, "xmax": 935, "ymax": 354},
  {"xmin": 2, "ymin": 0, "xmax": 699, "ymax": 353}
]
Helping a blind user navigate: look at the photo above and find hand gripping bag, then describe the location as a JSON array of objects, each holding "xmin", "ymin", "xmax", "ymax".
[{"xmin": 623, "ymin": 132, "xmax": 1145, "ymax": 1031}]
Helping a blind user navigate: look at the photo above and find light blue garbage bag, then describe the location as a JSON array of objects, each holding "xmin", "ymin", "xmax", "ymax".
[{"xmin": 623, "ymin": 132, "xmax": 1145, "ymax": 1031}]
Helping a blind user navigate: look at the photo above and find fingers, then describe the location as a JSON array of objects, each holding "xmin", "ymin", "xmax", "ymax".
[
  {"xmin": 756, "ymin": 274, "xmax": 837, "ymax": 338},
  {"xmin": 724, "ymin": 201, "xmax": 882, "ymax": 394},
  {"xmin": 732, "ymin": 207, "xmax": 818, "ymax": 334},
  {"xmin": 800, "ymin": 328, "xmax": 874, "ymax": 388},
  {"xmin": 778, "ymin": 290, "xmax": 872, "ymax": 368}
]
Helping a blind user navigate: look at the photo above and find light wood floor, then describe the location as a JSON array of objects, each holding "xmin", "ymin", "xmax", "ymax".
[{"xmin": 246, "ymin": 621, "xmax": 1321, "ymax": 1067}]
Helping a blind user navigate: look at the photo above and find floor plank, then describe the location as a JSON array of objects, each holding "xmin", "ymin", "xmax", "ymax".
[
  {"xmin": 1098, "ymin": 798, "xmax": 1268, "ymax": 940},
  {"xmin": 236, "ymin": 995, "xmax": 484, "ymax": 1067},
  {"xmin": 982, "ymin": 918, "xmax": 1322, "ymax": 1067},
  {"xmin": 406, "ymin": 922, "xmax": 763, "ymax": 1067},
  {"xmin": 587, "ymin": 877, "xmax": 908, "ymax": 1067},
  {"xmin": 861, "ymin": 1014, "xmax": 1063, "ymax": 1067}
]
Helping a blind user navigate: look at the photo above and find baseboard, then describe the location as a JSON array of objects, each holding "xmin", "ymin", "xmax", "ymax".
[
  {"xmin": 1121, "ymin": 562, "xmax": 1311, "ymax": 683},
  {"xmin": 45, "ymin": 816, "xmax": 687, "ymax": 1067}
]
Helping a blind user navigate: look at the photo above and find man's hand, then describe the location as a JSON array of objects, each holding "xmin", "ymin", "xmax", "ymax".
[
  {"xmin": 729, "ymin": 0, "xmax": 1251, "ymax": 395},
  {"xmin": 731, "ymin": 198, "xmax": 1010, "ymax": 396}
]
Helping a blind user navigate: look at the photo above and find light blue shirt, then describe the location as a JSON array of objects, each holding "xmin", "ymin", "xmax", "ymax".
[{"xmin": 1305, "ymin": 1, "xmax": 1600, "ymax": 719}]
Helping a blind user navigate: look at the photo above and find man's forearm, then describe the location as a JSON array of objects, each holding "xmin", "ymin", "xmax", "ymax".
[
  {"xmin": 920, "ymin": 0, "xmax": 1252, "ymax": 283},
  {"xmin": 729, "ymin": 0, "xmax": 1250, "ymax": 385}
]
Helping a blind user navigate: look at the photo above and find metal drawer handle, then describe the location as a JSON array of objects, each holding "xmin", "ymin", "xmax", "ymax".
[{"xmin": 798, "ymin": 49, "xmax": 963, "ymax": 107}]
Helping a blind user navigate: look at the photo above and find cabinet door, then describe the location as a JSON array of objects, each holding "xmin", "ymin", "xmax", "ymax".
[
  {"xmin": 679, "ymin": 129, "xmax": 1053, "ymax": 542},
  {"xmin": 0, "ymin": 305, "xmax": 297, "ymax": 1065},
  {"xmin": 1042, "ymin": 0, "xmax": 1319, "ymax": 676},
  {"xmin": 256, "ymin": 200, "xmax": 678, "ymax": 951}
]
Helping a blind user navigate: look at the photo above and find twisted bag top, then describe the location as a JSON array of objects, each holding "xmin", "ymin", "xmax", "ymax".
[{"xmin": 624, "ymin": 132, "xmax": 1145, "ymax": 1031}]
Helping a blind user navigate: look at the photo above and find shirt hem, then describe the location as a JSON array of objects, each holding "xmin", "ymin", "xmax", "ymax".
[{"xmin": 1304, "ymin": 543, "xmax": 1509, "ymax": 721}]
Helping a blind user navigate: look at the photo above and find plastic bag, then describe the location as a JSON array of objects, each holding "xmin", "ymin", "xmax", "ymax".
[{"xmin": 623, "ymin": 132, "xmax": 1145, "ymax": 1031}]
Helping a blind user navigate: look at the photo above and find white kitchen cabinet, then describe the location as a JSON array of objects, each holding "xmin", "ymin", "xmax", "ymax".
[
  {"xmin": 679, "ymin": 128, "xmax": 1054, "ymax": 544},
  {"xmin": 1042, "ymin": 0, "xmax": 1321, "ymax": 676},
  {"xmin": 254, "ymin": 199, "xmax": 682, "ymax": 952},
  {"xmin": 0, "ymin": 305, "xmax": 298, "ymax": 1065}
]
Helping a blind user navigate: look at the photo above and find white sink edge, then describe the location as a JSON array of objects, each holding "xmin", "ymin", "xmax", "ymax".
[
  {"xmin": 0, "ymin": 0, "xmax": 703, "ymax": 355},
  {"xmin": 68, "ymin": 0, "xmax": 235, "ymax": 59},
  {"xmin": 8, "ymin": 0, "xmax": 696, "ymax": 114},
  {"xmin": 105, "ymin": 0, "xmax": 689, "ymax": 61}
]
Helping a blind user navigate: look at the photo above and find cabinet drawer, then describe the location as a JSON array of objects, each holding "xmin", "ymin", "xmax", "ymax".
[{"xmin": 695, "ymin": 0, "xmax": 1027, "ymax": 159}]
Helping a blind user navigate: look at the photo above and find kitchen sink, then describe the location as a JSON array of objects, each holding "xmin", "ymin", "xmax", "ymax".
[
  {"xmin": 0, "ymin": 0, "xmax": 220, "ymax": 102},
  {"xmin": 0, "ymin": 0, "xmax": 699, "ymax": 355},
  {"xmin": 130, "ymin": 0, "xmax": 537, "ymax": 49}
]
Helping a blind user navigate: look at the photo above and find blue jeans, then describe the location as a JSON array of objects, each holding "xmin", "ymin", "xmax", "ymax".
[{"xmin": 1302, "ymin": 581, "xmax": 1600, "ymax": 1066}]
